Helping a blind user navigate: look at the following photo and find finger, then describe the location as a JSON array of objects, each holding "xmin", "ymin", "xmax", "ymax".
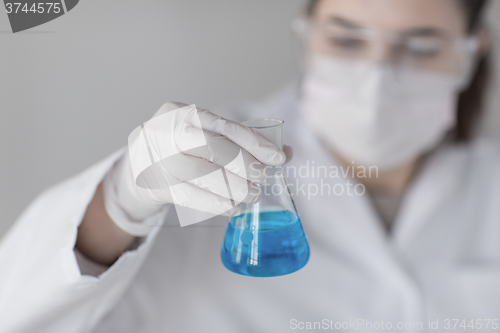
[
  {"xmin": 188, "ymin": 108, "xmax": 286, "ymax": 166},
  {"xmin": 166, "ymin": 180, "xmax": 243, "ymax": 217},
  {"xmin": 175, "ymin": 125, "xmax": 268, "ymax": 184},
  {"xmin": 283, "ymin": 144, "xmax": 294, "ymax": 164},
  {"xmin": 160, "ymin": 153, "xmax": 260, "ymax": 204}
]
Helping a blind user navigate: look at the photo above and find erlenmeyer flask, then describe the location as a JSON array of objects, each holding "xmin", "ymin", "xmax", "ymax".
[{"xmin": 221, "ymin": 118, "xmax": 310, "ymax": 277}]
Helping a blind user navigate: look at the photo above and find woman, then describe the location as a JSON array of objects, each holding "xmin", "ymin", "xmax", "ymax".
[{"xmin": 0, "ymin": 0, "xmax": 498, "ymax": 332}]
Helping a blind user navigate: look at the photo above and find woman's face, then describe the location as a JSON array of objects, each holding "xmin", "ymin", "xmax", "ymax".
[
  {"xmin": 309, "ymin": 0, "xmax": 469, "ymax": 73},
  {"xmin": 299, "ymin": 0, "xmax": 478, "ymax": 171}
]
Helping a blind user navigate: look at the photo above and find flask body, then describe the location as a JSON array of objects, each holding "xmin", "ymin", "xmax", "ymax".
[{"xmin": 221, "ymin": 166, "xmax": 310, "ymax": 277}]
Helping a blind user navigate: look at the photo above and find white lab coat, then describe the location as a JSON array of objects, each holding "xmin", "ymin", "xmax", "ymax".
[{"xmin": 1, "ymin": 84, "xmax": 499, "ymax": 333}]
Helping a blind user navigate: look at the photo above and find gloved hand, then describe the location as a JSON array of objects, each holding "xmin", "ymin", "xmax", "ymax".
[{"xmin": 102, "ymin": 102, "xmax": 286, "ymax": 235}]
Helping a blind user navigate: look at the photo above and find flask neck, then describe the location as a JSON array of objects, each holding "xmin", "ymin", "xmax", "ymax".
[{"xmin": 240, "ymin": 118, "xmax": 284, "ymax": 150}]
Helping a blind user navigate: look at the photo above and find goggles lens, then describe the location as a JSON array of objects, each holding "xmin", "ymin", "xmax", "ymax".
[{"xmin": 295, "ymin": 18, "xmax": 478, "ymax": 77}]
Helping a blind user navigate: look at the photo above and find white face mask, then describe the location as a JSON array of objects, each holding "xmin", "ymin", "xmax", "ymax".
[{"xmin": 299, "ymin": 56, "xmax": 468, "ymax": 170}]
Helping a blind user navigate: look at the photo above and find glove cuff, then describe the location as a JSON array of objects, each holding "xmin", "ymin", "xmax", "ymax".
[{"xmin": 102, "ymin": 153, "xmax": 167, "ymax": 236}]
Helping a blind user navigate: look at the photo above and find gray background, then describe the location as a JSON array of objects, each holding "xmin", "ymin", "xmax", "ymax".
[{"xmin": 1, "ymin": 0, "xmax": 499, "ymax": 239}]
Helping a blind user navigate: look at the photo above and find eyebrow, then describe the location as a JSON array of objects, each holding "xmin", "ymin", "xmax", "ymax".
[
  {"xmin": 401, "ymin": 28, "xmax": 448, "ymax": 39},
  {"xmin": 328, "ymin": 16, "xmax": 363, "ymax": 29},
  {"xmin": 327, "ymin": 16, "xmax": 448, "ymax": 38}
]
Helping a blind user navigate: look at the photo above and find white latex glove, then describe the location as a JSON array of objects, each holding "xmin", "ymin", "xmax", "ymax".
[{"xmin": 103, "ymin": 102, "xmax": 286, "ymax": 235}]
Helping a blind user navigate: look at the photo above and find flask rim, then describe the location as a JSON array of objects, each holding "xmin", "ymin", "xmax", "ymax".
[{"xmin": 240, "ymin": 118, "xmax": 284, "ymax": 129}]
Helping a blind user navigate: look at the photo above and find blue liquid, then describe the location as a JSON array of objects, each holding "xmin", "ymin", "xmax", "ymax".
[{"xmin": 221, "ymin": 210, "xmax": 310, "ymax": 277}]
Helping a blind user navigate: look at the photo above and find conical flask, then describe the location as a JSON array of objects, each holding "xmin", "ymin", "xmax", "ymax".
[{"xmin": 221, "ymin": 118, "xmax": 310, "ymax": 277}]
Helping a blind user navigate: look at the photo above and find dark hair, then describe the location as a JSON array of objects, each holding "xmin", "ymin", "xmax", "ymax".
[{"xmin": 306, "ymin": 0, "xmax": 490, "ymax": 142}]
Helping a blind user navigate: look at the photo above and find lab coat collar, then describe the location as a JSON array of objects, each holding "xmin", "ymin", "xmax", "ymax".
[{"xmin": 391, "ymin": 141, "xmax": 470, "ymax": 250}]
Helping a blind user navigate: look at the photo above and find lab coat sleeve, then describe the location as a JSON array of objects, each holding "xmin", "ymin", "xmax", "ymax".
[{"xmin": 0, "ymin": 148, "xmax": 167, "ymax": 333}]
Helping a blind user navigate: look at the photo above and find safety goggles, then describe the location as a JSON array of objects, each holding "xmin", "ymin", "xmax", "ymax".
[{"xmin": 292, "ymin": 18, "xmax": 479, "ymax": 80}]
